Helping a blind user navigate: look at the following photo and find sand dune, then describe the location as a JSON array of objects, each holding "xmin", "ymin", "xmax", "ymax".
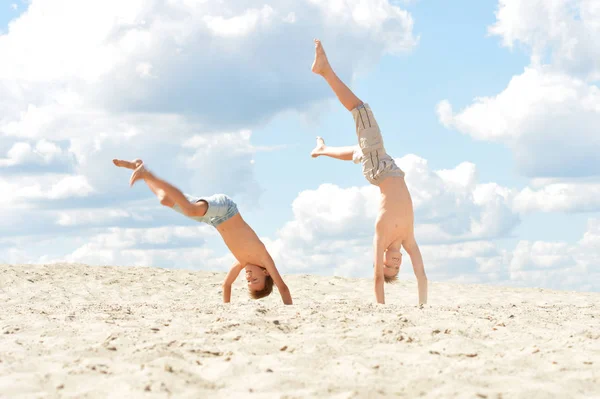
[{"xmin": 1, "ymin": 263, "xmax": 598, "ymax": 398}]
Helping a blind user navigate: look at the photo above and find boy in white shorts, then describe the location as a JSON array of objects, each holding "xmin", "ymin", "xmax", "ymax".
[{"xmin": 113, "ymin": 158, "xmax": 293, "ymax": 305}]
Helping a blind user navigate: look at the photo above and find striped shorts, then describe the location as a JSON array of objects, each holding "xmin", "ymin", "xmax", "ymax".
[{"xmin": 351, "ymin": 103, "xmax": 405, "ymax": 186}]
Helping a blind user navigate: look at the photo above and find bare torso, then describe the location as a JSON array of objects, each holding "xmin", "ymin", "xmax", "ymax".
[
  {"xmin": 376, "ymin": 176, "xmax": 415, "ymax": 250},
  {"xmin": 216, "ymin": 213, "xmax": 270, "ymax": 266}
]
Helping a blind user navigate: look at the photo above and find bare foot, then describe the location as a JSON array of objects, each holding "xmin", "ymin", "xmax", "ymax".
[
  {"xmin": 129, "ymin": 163, "xmax": 149, "ymax": 187},
  {"xmin": 311, "ymin": 39, "xmax": 332, "ymax": 76},
  {"xmin": 311, "ymin": 136, "xmax": 326, "ymax": 158},
  {"xmin": 113, "ymin": 158, "xmax": 143, "ymax": 170}
]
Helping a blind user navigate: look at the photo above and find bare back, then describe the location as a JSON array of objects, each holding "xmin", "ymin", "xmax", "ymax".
[
  {"xmin": 376, "ymin": 176, "xmax": 415, "ymax": 249},
  {"xmin": 216, "ymin": 213, "xmax": 270, "ymax": 266},
  {"xmin": 218, "ymin": 211, "xmax": 292, "ymax": 304}
]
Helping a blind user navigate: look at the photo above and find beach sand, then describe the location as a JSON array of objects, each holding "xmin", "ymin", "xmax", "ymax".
[{"xmin": 1, "ymin": 263, "xmax": 598, "ymax": 398}]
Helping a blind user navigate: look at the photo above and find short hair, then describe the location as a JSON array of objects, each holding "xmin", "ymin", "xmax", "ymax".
[
  {"xmin": 249, "ymin": 275, "xmax": 274, "ymax": 299},
  {"xmin": 384, "ymin": 274, "xmax": 398, "ymax": 284}
]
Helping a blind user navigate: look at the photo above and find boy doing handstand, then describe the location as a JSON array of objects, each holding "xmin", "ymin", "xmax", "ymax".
[
  {"xmin": 310, "ymin": 39, "xmax": 427, "ymax": 305},
  {"xmin": 113, "ymin": 159, "xmax": 293, "ymax": 305}
]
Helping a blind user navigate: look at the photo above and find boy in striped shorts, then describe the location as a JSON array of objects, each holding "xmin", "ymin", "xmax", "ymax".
[{"xmin": 310, "ymin": 39, "xmax": 427, "ymax": 305}]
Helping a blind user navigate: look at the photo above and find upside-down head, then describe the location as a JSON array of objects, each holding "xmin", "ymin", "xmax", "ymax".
[
  {"xmin": 245, "ymin": 264, "xmax": 274, "ymax": 299},
  {"xmin": 383, "ymin": 249, "xmax": 402, "ymax": 284}
]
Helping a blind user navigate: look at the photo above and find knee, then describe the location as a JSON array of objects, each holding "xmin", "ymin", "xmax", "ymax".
[
  {"xmin": 160, "ymin": 197, "xmax": 174, "ymax": 207},
  {"xmin": 180, "ymin": 204, "xmax": 195, "ymax": 216},
  {"xmin": 157, "ymin": 191, "xmax": 175, "ymax": 208}
]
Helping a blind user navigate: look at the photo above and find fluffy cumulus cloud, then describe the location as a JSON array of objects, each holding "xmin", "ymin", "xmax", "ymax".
[
  {"xmin": 508, "ymin": 218, "xmax": 600, "ymax": 292},
  {"xmin": 513, "ymin": 177, "xmax": 600, "ymax": 213},
  {"xmin": 437, "ymin": 0, "xmax": 600, "ymax": 179},
  {"xmin": 489, "ymin": 0, "xmax": 600, "ymax": 80},
  {"xmin": 437, "ymin": 67, "xmax": 600, "ymax": 178},
  {"xmin": 263, "ymin": 155, "xmax": 519, "ymax": 277},
  {"xmin": 261, "ymin": 162, "xmax": 599, "ymax": 291},
  {"xmin": 0, "ymin": 173, "xmax": 94, "ymax": 206},
  {"xmin": 60, "ymin": 226, "xmax": 219, "ymax": 268},
  {"xmin": 0, "ymin": 0, "xmax": 417, "ymax": 132},
  {"xmin": 0, "ymin": 224, "xmax": 223, "ymax": 270},
  {"xmin": 0, "ymin": 0, "xmax": 417, "ymax": 264},
  {"xmin": 0, "ymin": 139, "xmax": 70, "ymax": 168}
]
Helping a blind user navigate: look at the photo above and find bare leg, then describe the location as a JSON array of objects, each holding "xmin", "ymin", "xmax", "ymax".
[
  {"xmin": 311, "ymin": 39, "xmax": 363, "ymax": 112},
  {"xmin": 129, "ymin": 164, "xmax": 204, "ymax": 215},
  {"xmin": 113, "ymin": 159, "xmax": 174, "ymax": 207},
  {"xmin": 311, "ymin": 137, "xmax": 356, "ymax": 161}
]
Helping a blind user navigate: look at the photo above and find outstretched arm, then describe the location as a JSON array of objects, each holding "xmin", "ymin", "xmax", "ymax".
[
  {"xmin": 261, "ymin": 253, "xmax": 293, "ymax": 305},
  {"xmin": 403, "ymin": 236, "xmax": 428, "ymax": 305},
  {"xmin": 222, "ymin": 260, "xmax": 244, "ymax": 303}
]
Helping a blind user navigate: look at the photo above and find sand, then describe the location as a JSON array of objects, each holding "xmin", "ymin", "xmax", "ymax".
[{"xmin": 0, "ymin": 263, "xmax": 598, "ymax": 399}]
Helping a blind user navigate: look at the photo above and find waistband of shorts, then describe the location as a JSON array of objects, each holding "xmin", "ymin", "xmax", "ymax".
[{"xmin": 211, "ymin": 205, "xmax": 239, "ymax": 227}]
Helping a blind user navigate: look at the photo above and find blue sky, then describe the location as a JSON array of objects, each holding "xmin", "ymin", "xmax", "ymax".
[
  {"xmin": 0, "ymin": 0, "xmax": 598, "ymax": 292},
  {"xmin": 0, "ymin": 3, "xmax": 19, "ymax": 31}
]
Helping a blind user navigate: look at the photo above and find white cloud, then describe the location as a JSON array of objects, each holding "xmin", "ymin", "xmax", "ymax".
[
  {"xmin": 0, "ymin": 248, "xmax": 29, "ymax": 264},
  {"xmin": 507, "ymin": 218, "xmax": 600, "ymax": 291},
  {"xmin": 253, "ymin": 152, "xmax": 597, "ymax": 291},
  {"xmin": 1, "ymin": 142, "xmax": 34, "ymax": 166},
  {"xmin": 0, "ymin": 0, "xmax": 419, "ymax": 236},
  {"xmin": 282, "ymin": 12, "xmax": 296, "ymax": 24},
  {"xmin": 420, "ymin": 241, "xmax": 511, "ymax": 284},
  {"xmin": 48, "ymin": 175, "xmax": 94, "ymax": 199},
  {"xmin": 511, "ymin": 241, "xmax": 572, "ymax": 271},
  {"xmin": 489, "ymin": 0, "xmax": 600, "ymax": 80},
  {"xmin": 59, "ymin": 225, "xmax": 219, "ymax": 268},
  {"xmin": 439, "ymin": 1, "xmax": 600, "ymax": 179},
  {"xmin": 0, "ymin": 139, "xmax": 69, "ymax": 167},
  {"xmin": 55, "ymin": 208, "xmax": 152, "ymax": 227},
  {"xmin": 203, "ymin": 5, "xmax": 275, "ymax": 38},
  {"xmin": 0, "ymin": 0, "xmax": 417, "ymax": 132},
  {"xmin": 264, "ymin": 155, "xmax": 519, "ymax": 276},
  {"xmin": 135, "ymin": 62, "xmax": 155, "ymax": 79},
  {"xmin": 309, "ymin": 0, "xmax": 417, "ymax": 54},
  {"xmin": 399, "ymin": 155, "xmax": 519, "ymax": 242},
  {"xmin": 0, "ymin": 174, "xmax": 94, "ymax": 205},
  {"xmin": 513, "ymin": 178, "xmax": 600, "ymax": 213},
  {"xmin": 438, "ymin": 68, "xmax": 600, "ymax": 178}
]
